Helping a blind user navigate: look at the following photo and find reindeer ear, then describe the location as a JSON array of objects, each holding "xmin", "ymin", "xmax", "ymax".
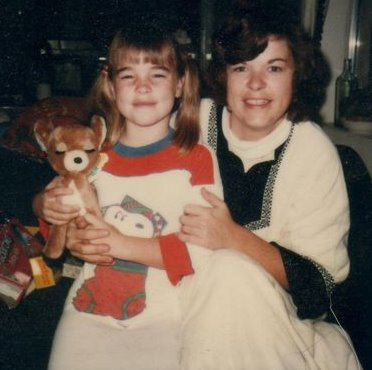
[
  {"xmin": 90, "ymin": 115, "xmax": 107, "ymax": 149},
  {"xmin": 34, "ymin": 119, "xmax": 55, "ymax": 152}
]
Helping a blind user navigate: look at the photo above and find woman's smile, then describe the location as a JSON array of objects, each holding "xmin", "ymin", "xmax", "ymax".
[{"xmin": 243, "ymin": 98, "xmax": 271, "ymax": 107}]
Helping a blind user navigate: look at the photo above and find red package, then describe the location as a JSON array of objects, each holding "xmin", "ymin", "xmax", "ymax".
[{"xmin": 0, "ymin": 217, "xmax": 44, "ymax": 307}]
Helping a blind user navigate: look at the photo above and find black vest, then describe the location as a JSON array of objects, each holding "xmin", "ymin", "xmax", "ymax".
[{"xmin": 207, "ymin": 103, "xmax": 292, "ymax": 230}]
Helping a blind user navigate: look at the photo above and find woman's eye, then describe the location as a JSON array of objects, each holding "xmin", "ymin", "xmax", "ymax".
[
  {"xmin": 232, "ymin": 65, "xmax": 246, "ymax": 72},
  {"xmin": 268, "ymin": 65, "xmax": 283, "ymax": 73}
]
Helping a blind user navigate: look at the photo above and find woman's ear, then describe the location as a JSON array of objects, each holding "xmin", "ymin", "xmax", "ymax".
[{"xmin": 175, "ymin": 77, "xmax": 184, "ymax": 98}]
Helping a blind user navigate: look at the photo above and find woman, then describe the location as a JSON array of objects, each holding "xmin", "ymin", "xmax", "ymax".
[{"xmin": 176, "ymin": 4, "xmax": 361, "ymax": 370}]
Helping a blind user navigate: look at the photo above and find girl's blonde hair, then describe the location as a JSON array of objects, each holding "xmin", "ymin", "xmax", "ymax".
[{"xmin": 89, "ymin": 23, "xmax": 200, "ymax": 152}]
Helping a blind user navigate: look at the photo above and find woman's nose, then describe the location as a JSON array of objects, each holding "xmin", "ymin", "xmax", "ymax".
[{"xmin": 247, "ymin": 71, "xmax": 265, "ymax": 90}]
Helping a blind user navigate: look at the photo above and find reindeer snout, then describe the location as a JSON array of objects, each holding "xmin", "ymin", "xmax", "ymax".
[{"xmin": 64, "ymin": 150, "xmax": 89, "ymax": 172}]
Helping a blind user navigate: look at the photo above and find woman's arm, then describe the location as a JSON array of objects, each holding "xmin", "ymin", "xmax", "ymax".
[
  {"xmin": 180, "ymin": 127, "xmax": 350, "ymax": 318},
  {"xmin": 178, "ymin": 188, "xmax": 337, "ymax": 317}
]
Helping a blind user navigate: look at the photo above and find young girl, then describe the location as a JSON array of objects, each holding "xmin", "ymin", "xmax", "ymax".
[{"xmin": 34, "ymin": 22, "xmax": 222, "ymax": 369}]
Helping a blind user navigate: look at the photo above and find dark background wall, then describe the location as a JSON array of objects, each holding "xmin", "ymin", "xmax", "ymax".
[
  {"xmin": 0, "ymin": 0, "xmax": 301, "ymax": 105},
  {"xmin": 0, "ymin": 0, "xmax": 201, "ymax": 105}
]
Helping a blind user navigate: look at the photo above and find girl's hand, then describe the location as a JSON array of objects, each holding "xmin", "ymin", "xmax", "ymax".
[
  {"xmin": 179, "ymin": 187, "xmax": 240, "ymax": 250},
  {"xmin": 66, "ymin": 213, "xmax": 132, "ymax": 265},
  {"xmin": 68, "ymin": 214, "xmax": 163, "ymax": 268},
  {"xmin": 33, "ymin": 177, "xmax": 81, "ymax": 225},
  {"xmin": 66, "ymin": 215, "xmax": 114, "ymax": 265}
]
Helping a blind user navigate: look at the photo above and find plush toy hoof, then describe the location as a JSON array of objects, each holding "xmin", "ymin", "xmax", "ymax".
[
  {"xmin": 42, "ymin": 249, "xmax": 68, "ymax": 267},
  {"xmin": 42, "ymin": 250, "xmax": 68, "ymax": 282}
]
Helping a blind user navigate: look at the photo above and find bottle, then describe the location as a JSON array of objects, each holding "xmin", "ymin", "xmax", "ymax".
[
  {"xmin": 34, "ymin": 40, "xmax": 53, "ymax": 101},
  {"xmin": 334, "ymin": 58, "xmax": 358, "ymax": 127}
]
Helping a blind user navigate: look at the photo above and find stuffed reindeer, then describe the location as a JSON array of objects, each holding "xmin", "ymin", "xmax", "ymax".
[{"xmin": 34, "ymin": 115, "xmax": 107, "ymax": 267}]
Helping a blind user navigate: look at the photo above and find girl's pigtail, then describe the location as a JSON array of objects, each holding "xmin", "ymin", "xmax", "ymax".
[
  {"xmin": 174, "ymin": 59, "xmax": 200, "ymax": 152},
  {"xmin": 88, "ymin": 65, "xmax": 123, "ymax": 146}
]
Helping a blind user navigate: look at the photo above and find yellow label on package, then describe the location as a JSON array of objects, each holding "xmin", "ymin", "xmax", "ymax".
[
  {"xmin": 25, "ymin": 226, "xmax": 39, "ymax": 235},
  {"xmin": 30, "ymin": 256, "xmax": 56, "ymax": 288}
]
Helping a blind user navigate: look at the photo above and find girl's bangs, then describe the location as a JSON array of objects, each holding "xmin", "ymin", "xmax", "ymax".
[{"xmin": 113, "ymin": 43, "xmax": 176, "ymax": 69}]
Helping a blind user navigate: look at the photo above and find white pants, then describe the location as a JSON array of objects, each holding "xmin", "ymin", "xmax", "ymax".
[
  {"xmin": 49, "ymin": 249, "xmax": 360, "ymax": 370},
  {"xmin": 179, "ymin": 249, "xmax": 360, "ymax": 370}
]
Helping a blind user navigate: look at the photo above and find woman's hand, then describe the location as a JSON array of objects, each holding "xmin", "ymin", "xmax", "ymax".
[
  {"xmin": 32, "ymin": 177, "xmax": 81, "ymax": 225},
  {"xmin": 179, "ymin": 187, "xmax": 240, "ymax": 250},
  {"xmin": 180, "ymin": 188, "xmax": 289, "ymax": 288}
]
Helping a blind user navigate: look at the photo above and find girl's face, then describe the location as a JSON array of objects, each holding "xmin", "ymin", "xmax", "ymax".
[
  {"xmin": 110, "ymin": 52, "xmax": 183, "ymax": 143},
  {"xmin": 226, "ymin": 37, "xmax": 295, "ymax": 141}
]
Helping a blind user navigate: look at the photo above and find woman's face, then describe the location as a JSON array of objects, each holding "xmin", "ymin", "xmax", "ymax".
[{"xmin": 226, "ymin": 37, "xmax": 295, "ymax": 141}]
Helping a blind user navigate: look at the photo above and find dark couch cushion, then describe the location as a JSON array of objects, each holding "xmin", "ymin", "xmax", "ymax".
[
  {"xmin": 0, "ymin": 147, "xmax": 55, "ymax": 225},
  {"xmin": 328, "ymin": 145, "xmax": 372, "ymax": 369}
]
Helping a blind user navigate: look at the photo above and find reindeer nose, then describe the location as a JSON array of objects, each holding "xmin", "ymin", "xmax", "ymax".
[{"xmin": 74, "ymin": 157, "xmax": 83, "ymax": 164}]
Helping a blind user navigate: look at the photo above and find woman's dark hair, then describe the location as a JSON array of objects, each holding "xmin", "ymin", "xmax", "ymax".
[{"xmin": 206, "ymin": 1, "xmax": 330, "ymax": 123}]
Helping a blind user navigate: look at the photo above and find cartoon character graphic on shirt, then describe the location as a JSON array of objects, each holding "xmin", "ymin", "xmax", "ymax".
[{"xmin": 73, "ymin": 195, "xmax": 167, "ymax": 319}]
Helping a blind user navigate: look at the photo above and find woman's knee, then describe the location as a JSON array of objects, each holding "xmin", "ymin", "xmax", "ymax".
[{"xmin": 206, "ymin": 249, "xmax": 268, "ymax": 281}]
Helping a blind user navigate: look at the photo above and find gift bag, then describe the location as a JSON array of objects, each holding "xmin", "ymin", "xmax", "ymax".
[{"xmin": 0, "ymin": 212, "xmax": 44, "ymax": 308}]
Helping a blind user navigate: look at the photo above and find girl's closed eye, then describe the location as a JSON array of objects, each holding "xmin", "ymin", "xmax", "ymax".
[
  {"xmin": 116, "ymin": 68, "xmax": 134, "ymax": 80},
  {"xmin": 119, "ymin": 73, "xmax": 134, "ymax": 80},
  {"xmin": 152, "ymin": 73, "xmax": 167, "ymax": 78},
  {"xmin": 151, "ymin": 66, "xmax": 170, "ymax": 79}
]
